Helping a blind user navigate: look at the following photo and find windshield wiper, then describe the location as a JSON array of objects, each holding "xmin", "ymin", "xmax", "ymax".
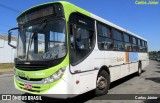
[
  {"xmin": 29, "ymin": 18, "xmax": 48, "ymax": 42},
  {"xmin": 26, "ymin": 19, "xmax": 48, "ymax": 60},
  {"xmin": 26, "ymin": 32, "xmax": 34, "ymax": 60}
]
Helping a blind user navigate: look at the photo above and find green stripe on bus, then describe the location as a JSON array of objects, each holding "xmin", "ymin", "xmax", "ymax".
[{"xmin": 60, "ymin": 1, "xmax": 91, "ymax": 21}]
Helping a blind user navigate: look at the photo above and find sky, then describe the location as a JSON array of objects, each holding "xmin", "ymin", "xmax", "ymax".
[{"xmin": 0, "ymin": 0, "xmax": 159, "ymax": 51}]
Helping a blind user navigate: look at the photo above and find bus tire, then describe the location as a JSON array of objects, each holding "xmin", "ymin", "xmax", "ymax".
[
  {"xmin": 95, "ymin": 70, "xmax": 110, "ymax": 95},
  {"xmin": 137, "ymin": 62, "xmax": 142, "ymax": 76}
]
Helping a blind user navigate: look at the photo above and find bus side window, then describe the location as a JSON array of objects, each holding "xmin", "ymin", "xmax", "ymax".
[
  {"xmin": 144, "ymin": 41, "xmax": 148, "ymax": 52},
  {"xmin": 70, "ymin": 25, "xmax": 75, "ymax": 49},
  {"xmin": 138, "ymin": 39, "xmax": 143, "ymax": 52},
  {"xmin": 141, "ymin": 40, "xmax": 147, "ymax": 52},
  {"xmin": 74, "ymin": 27, "xmax": 90, "ymax": 50},
  {"xmin": 97, "ymin": 23, "xmax": 113, "ymax": 50},
  {"xmin": 132, "ymin": 37, "xmax": 138, "ymax": 52},
  {"xmin": 124, "ymin": 33, "xmax": 132, "ymax": 52},
  {"xmin": 70, "ymin": 24, "xmax": 94, "ymax": 65},
  {"xmin": 112, "ymin": 29, "xmax": 124, "ymax": 51}
]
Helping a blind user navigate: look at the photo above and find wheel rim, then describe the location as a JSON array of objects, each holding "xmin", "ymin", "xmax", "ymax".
[
  {"xmin": 97, "ymin": 76, "xmax": 107, "ymax": 90},
  {"xmin": 138, "ymin": 67, "xmax": 141, "ymax": 74}
]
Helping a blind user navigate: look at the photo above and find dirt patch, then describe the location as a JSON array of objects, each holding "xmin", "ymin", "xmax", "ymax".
[
  {"xmin": 0, "ymin": 69, "xmax": 13, "ymax": 75},
  {"xmin": 0, "ymin": 63, "xmax": 14, "ymax": 74},
  {"xmin": 0, "ymin": 68, "xmax": 13, "ymax": 72}
]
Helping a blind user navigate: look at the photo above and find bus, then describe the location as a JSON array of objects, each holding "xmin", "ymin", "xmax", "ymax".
[
  {"xmin": 156, "ymin": 54, "xmax": 160, "ymax": 61},
  {"xmin": 8, "ymin": 1, "xmax": 149, "ymax": 98}
]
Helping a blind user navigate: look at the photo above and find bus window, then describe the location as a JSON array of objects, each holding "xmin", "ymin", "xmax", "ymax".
[
  {"xmin": 112, "ymin": 29, "xmax": 123, "ymax": 41},
  {"xmin": 69, "ymin": 13, "xmax": 95, "ymax": 65},
  {"xmin": 98, "ymin": 23, "xmax": 111, "ymax": 38},
  {"xmin": 98, "ymin": 37, "xmax": 113, "ymax": 50},
  {"xmin": 75, "ymin": 28, "xmax": 90, "ymax": 49},
  {"xmin": 138, "ymin": 39, "xmax": 143, "ymax": 52},
  {"xmin": 125, "ymin": 43, "xmax": 132, "ymax": 51},
  {"xmin": 113, "ymin": 40, "xmax": 124, "ymax": 51},
  {"xmin": 97, "ymin": 23, "xmax": 113, "ymax": 50},
  {"xmin": 124, "ymin": 33, "xmax": 130, "ymax": 43},
  {"xmin": 132, "ymin": 37, "xmax": 138, "ymax": 52},
  {"xmin": 112, "ymin": 29, "xmax": 124, "ymax": 51},
  {"xmin": 124, "ymin": 33, "xmax": 132, "ymax": 51},
  {"xmin": 141, "ymin": 40, "xmax": 147, "ymax": 52},
  {"xmin": 132, "ymin": 37, "xmax": 137, "ymax": 45},
  {"xmin": 70, "ymin": 26, "xmax": 94, "ymax": 65},
  {"xmin": 38, "ymin": 33, "xmax": 45, "ymax": 53},
  {"xmin": 145, "ymin": 41, "xmax": 148, "ymax": 52},
  {"xmin": 142, "ymin": 40, "xmax": 145, "ymax": 47},
  {"xmin": 138, "ymin": 39, "xmax": 141, "ymax": 46}
]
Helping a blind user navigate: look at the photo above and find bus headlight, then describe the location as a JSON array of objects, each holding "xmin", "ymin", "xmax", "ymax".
[{"xmin": 42, "ymin": 67, "xmax": 66, "ymax": 84}]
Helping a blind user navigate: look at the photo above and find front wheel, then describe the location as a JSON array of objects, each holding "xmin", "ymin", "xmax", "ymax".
[{"xmin": 95, "ymin": 70, "xmax": 110, "ymax": 95}]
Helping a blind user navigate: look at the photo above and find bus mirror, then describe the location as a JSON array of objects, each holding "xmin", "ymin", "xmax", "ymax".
[
  {"xmin": 8, "ymin": 32, "xmax": 11, "ymax": 43},
  {"xmin": 8, "ymin": 27, "xmax": 18, "ymax": 49}
]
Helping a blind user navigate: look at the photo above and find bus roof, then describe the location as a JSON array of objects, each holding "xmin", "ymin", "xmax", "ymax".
[{"xmin": 17, "ymin": 1, "xmax": 147, "ymax": 41}]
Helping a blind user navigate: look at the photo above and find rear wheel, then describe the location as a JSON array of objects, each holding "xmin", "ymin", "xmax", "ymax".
[
  {"xmin": 137, "ymin": 62, "xmax": 142, "ymax": 76},
  {"xmin": 95, "ymin": 70, "xmax": 110, "ymax": 95}
]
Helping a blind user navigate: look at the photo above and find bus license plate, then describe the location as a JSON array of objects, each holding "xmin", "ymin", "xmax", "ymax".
[{"xmin": 24, "ymin": 84, "xmax": 32, "ymax": 90}]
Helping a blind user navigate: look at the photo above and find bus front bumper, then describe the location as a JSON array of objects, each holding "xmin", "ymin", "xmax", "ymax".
[{"xmin": 14, "ymin": 76, "xmax": 72, "ymax": 99}]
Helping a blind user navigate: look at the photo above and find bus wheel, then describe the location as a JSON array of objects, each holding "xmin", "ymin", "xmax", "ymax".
[
  {"xmin": 95, "ymin": 70, "xmax": 110, "ymax": 95},
  {"xmin": 137, "ymin": 62, "xmax": 142, "ymax": 76}
]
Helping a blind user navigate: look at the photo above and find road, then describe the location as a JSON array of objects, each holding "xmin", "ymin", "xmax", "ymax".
[{"xmin": 0, "ymin": 60, "xmax": 160, "ymax": 103}]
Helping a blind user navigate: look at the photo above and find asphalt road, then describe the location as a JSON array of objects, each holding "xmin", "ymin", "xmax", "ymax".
[{"xmin": 0, "ymin": 60, "xmax": 160, "ymax": 103}]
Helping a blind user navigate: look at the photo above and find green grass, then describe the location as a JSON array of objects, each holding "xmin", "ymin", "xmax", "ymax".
[{"xmin": 0, "ymin": 63, "xmax": 14, "ymax": 73}]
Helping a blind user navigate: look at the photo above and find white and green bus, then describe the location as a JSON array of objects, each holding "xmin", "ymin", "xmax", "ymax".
[{"xmin": 8, "ymin": 1, "xmax": 149, "ymax": 98}]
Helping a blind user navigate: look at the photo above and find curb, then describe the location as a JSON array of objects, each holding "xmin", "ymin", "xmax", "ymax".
[
  {"xmin": 0, "ymin": 73, "xmax": 13, "ymax": 77},
  {"xmin": 0, "ymin": 72, "xmax": 13, "ymax": 76}
]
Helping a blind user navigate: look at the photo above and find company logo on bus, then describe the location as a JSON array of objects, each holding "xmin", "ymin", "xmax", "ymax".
[{"xmin": 116, "ymin": 57, "xmax": 124, "ymax": 62}]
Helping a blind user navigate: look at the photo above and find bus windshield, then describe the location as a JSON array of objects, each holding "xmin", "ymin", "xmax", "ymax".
[{"xmin": 16, "ymin": 19, "xmax": 66, "ymax": 61}]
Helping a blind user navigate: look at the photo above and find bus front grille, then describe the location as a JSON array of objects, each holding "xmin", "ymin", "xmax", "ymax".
[
  {"xmin": 15, "ymin": 64, "xmax": 48, "ymax": 71},
  {"xmin": 19, "ymin": 76, "xmax": 43, "ymax": 81}
]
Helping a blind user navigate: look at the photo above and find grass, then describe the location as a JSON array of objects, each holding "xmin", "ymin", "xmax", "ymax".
[{"xmin": 0, "ymin": 63, "xmax": 14, "ymax": 73}]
